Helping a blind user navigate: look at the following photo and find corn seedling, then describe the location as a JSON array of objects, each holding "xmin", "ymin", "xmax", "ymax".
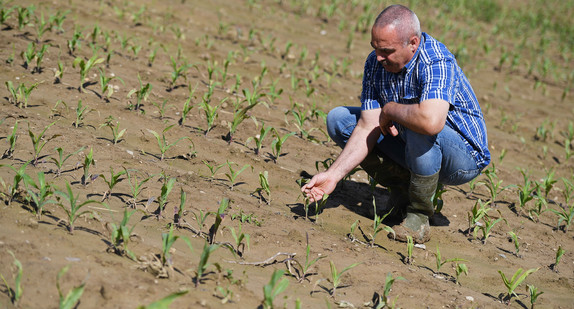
[
  {"xmin": 49, "ymin": 9, "xmax": 69, "ymax": 34},
  {"xmin": 198, "ymin": 86, "xmax": 220, "ymax": 136},
  {"xmin": 2, "ymin": 120, "xmax": 18, "ymax": 159},
  {"xmin": 127, "ymin": 74, "xmax": 152, "ymax": 111},
  {"xmin": 125, "ymin": 168, "xmax": 153, "ymax": 209},
  {"xmin": 107, "ymin": 208, "xmax": 139, "ymax": 260},
  {"xmin": 73, "ymin": 55, "xmax": 104, "ymax": 92},
  {"xmin": 137, "ymin": 290, "xmax": 188, "ymax": 309},
  {"xmin": 0, "ymin": 251, "xmax": 23, "ymax": 306},
  {"xmin": 480, "ymin": 164, "xmax": 515, "ymax": 205},
  {"xmin": 99, "ymin": 166, "xmax": 126, "ymax": 201},
  {"xmin": 191, "ymin": 209, "xmax": 211, "ymax": 237},
  {"xmin": 372, "ymin": 273, "xmax": 405, "ymax": 308},
  {"xmin": 246, "ymin": 122, "xmax": 273, "ymax": 155},
  {"xmin": 160, "ymin": 225, "xmax": 192, "ymax": 277},
  {"xmin": 28, "ymin": 120, "xmax": 58, "ymax": 166},
  {"xmin": 516, "ymin": 169, "xmax": 535, "ymax": 216},
  {"xmin": 56, "ymin": 265, "xmax": 85, "ymax": 309},
  {"xmin": 178, "ymin": 87, "xmax": 196, "ymax": 126},
  {"xmin": 313, "ymin": 193, "xmax": 329, "ymax": 222},
  {"xmin": 327, "ymin": 260, "xmax": 360, "ymax": 297},
  {"xmin": 435, "ymin": 244, "xmax": 466, "ymax": 278},
  {"xmin": 270, "ymin": 129, "xmax": 295, "ymax": 163},
  {"xmin": 168, "ymin": 56, "xmax": 191, "ymax": 90},
  {"xmin": 81, "ymin": 148, "xmax": 95, "ymax": 186},
  {"xmin": 54, "ymin": 60, "xmax": 65, "ymax": 84},
  {"xmin": 16, "ymin": 5, "xmax": 34, "ymax": 30},
  {"xmin": 66, "ymin": 28, "xmax": 82, "ymax": 56},
  {"xmin": 526, "ymin": 284, "xmax": 543, "ymax": 309},
  {"xmin": 508, "ymin": 230, "xmax": 520, "ymax": 257},
  {"xmin": 253, "ymin": 171, "xmax": 271, "ymax": 204},
  {"xmin": 0, "ymin": 6, "xmax": 14, "ymax": 27},
  {"xmin": 99, "ymin": 115, "xmax": 126, "ymax": 145},
  {"xmin": 550, "ymin": 245, "xmax": 565, "ymax": 272},
  {"xmin": 287, "ymin": 232, "xmax": 325, "ymax": 283},
  {"xmin": 173, "ymin": 188, "xmax": 187, "ymax": 228},
  {"xmin": 55, "ymin": 182, "xmax": 100, "ymax": 234},
  {"xmin": 405, "ymin": 235, "xmax": 414, "ymax": 264},
  {"xmin": 528, "ymin": 186, "xmax": 548, "ymax": 222},
  {"xmin": 549, "ymin": 202, "xmax": 574, "ymax": 233},
  {"xmin": 538, "ymin": 168, "xmax": 557, "ymax": 198},
  {"xmin": 262, "ymin": 269, "xmax": 289, "ymax": 309},
  {"xmin": 208, "ymin": 198, "xmax": 230, "ymax": 244},
  {"xmin": 21, "ymin": 42, "xmax": 36, "ymax": 70},
  {"xmin": 226, "ymin": 222, "xmax": 250, "ymax": 257},
  {"xmin": 152, "ymin": 99, "xmax": 170, "ymax": 120},
  {"xmin": 50, "ymin": 146, "xmax": 84, "ymax": 177},
  {"xmin": 24, "ymin": 171, "xmax": 56, "ymax": 219},
  {"xmin": 5, "ymin": 80, "xmax": 39, "ymax": 108},
  {"xmin": 433, "ymin": 184, "xmax": 447, "ymax": 214},
  {"xmin": 147, "ymin": 125, "xmax": 187, "ymax": 161},
  {"xmin": 498, "ymin": 268, "xmax": 538, "ymax": 305},
  {"xmin": 98, "ymin": 68, "xmax": 124, "ymax": 102},
  {"xmin": 73, "ymin": 100, "xmax": 93, "ymax": 128},
  {"xmin": 480, "ymin": 212, "xmax": 504, "ymax": 244},
  {"xmin": 369, "ymin": 195, "xmax": 395, "ymax": 247},
  {"xmin": 224, "ymin": 160, "xmax": 251, "ymax": 190},
  {"xmin": 3, "ymin": 161, "xmax": 31, "ymax": 205},
  {"xmin": 226, "ymin": 95, "xmax": 259, "ymax": 144},
  {"xmin": 157, "ymin": 176, "xmax": 176, "ymax": 218},
  {"xmin": 202, "ymin": 160, "xmax": 224, "ymax": 181}
]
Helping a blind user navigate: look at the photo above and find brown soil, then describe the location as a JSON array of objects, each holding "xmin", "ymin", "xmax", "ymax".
[{"xmin": 1, "ymin": 0, "xmax": 573, "ymax": 308}]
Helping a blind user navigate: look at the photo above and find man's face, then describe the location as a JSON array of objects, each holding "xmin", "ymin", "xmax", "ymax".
[{"xmin": 370, "ymin": 25, "xmax": 417, "ymax": 73}]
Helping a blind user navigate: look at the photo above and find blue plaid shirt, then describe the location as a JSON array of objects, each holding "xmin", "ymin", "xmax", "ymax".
[{"xmin": 361, "ymin": 32, "xmax": 490, "ymax": 169}]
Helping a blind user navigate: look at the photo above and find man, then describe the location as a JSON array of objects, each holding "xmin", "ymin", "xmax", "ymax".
[{"xmin": 301, "ymin": 4, "xmax": 490, "ymax": 243}]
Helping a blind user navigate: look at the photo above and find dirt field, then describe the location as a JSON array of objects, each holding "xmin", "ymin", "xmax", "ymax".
[{"xmin": 1, "ymin": 0, "xmax": 573, "ymax": 308}]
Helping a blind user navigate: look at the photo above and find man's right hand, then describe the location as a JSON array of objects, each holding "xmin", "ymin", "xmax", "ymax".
[{"xmin": 301, "ymin": 172, "xmax": 338, "ymax": 203}]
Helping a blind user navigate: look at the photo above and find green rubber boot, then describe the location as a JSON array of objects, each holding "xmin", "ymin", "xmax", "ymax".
[
  {"xmin": 360, "ymin": 151, "xmax": 410, "ymax": 220},
  {"xmin": 390, "ymin": 172, "xmax": 439, "ymax": 244}
]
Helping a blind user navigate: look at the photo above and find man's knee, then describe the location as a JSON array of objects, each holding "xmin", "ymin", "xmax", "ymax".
[{"xmin": 326, "ymin": 106, "xmax": 357, "ymax": 147}]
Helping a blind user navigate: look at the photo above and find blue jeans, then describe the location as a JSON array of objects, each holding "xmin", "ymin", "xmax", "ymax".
[{"xmin": 326, "ymin": 106, "xmax": 483, "ymax": 185}]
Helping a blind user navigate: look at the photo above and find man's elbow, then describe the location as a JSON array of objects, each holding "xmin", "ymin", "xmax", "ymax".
[{"xmin": 420, "ymin": 119, "xmax": 445, "ymax": 136}]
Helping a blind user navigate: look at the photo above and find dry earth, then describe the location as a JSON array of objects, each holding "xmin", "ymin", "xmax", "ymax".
[{"xmin": 0, "ymin": 0, "xmax": 573, "ymax": 308}]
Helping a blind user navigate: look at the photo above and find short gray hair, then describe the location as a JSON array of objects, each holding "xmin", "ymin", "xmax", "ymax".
[{"xmin": 374, "ymin": 5, "xmax": 421, "ymax": 45}]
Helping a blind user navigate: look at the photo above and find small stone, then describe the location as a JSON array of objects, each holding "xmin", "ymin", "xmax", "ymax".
[{"xmin": 466, "ymin": 296, "xmax": 474, "ymax": 302}]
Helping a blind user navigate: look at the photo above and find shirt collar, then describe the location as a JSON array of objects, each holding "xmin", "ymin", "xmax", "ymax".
[{"xmin": 403, "ymin": 32, "xmax": 425, "ymax": 74}]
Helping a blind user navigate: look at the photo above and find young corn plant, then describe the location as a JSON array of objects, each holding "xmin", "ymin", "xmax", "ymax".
[
  {"xmin": 498, "ymin": 268, "xmax": 538, "ymax": 305},
  {"xmin": 526, "ymin": 284, "xmax": 544, "ymax": 309},
  {"xmin": 5, "ymin": 80, "xmax": 39, "ymax": 108},
  {"xmin": 2, "ymin": 120, "xmax": 18, "ymax": 159},
  {"xmin": 326, "ymin": 261, "xmax": 361, "ymax": 297},
  {"xmin": 549, "ymin": 203, "xmax": 574, "ymax": 233},
  {"xmin": 56, "ymin": 265, "xmax": 86, "ymax": 309},
  {"xmin": 99, "ymin": 166, "xmax": 126, "ymax": 201},
  {"xmin": 528, "ymin": 186, "xmax": 548, "ymax": 222},
  {"xmin": 107, "ymin": 208, "xmax": 139, "ymax": 260},
  {"xmin": 157, "ymin": 176, "xmax": 176, "ymax": 218},
  {"xmin": 467, "ymin": 199, "xmax": 491, "ymax": 239},
  {"xmin": 99, "ymin": 116, "xmax": 126, "ymax": 145},
  {"xmin": 224, "ymin": 160, "xmax": 251, "ymax": 190},
  {"xmin": 253, "ymin": 171, "xmax": 271, "ymax": 204},
  {"xmin": 198, "ymin": 86, "xmax": 221, "ymax": 136},
  {"xmin": 73, "ymin": 55, "xmax": 104, "ymax": 93},
  {"xmin": 226, "ymin": 95, "xmax": 259, "ymax": 144},
  {"xmin": 55, "ymin": 182, "xmax": 100, "ymax": 234},
  {"xmin": 81, "ymin": 148, "xmax": 96, "ymax": 186},
  {"xmin": 137, "ymin": 290, "xmax": 188, "ymax": 309},
  {"xmin": 168, "ymin": 56, "xmax": 191, "ymax": 91},
  {"xmin": 147, "ymin": 125, "xmax": 187, "ymax": 161},
  {"xmin": 435, "ymin": 244, "xmax": 467, "ymax": 279},
  {"xmin": 286, "ymin": 232, "xmax": 325, "ymax": 283},
  {"xmin": 194, "ymin": 241, "xmax": 219, "ymax": 286},
  {"xmin": 125, "ymin": 168, "xmax": 153, "ymax": 209},
  {"xmin": 550, "ymin": 245, "xmax": 565, "ymax": 272},
  {"xmin": 202, "ymin": 160, "xmax": 224, "ymax": 181},
  {"xmin": 208, "ymin": 198, "xmax": 230, "ymax": 244},
  {"xmin": 3, "ymin": 161, "xmax": 31, "ymax": 205},
  {"xmin": 50, "ymin": 146, "xmax": 85, "ymax": 177},
  {"xmin": 405, "ymin": 235, "xmax": 414, "ymax": 265},
  {"xmin": 98, "ymin": 68, "xmax": 124, "ymax": 102},
  {"xmin": 454, "ymin": 263, "xmax": 469, "ymax": 285},
  {"xmin": 262, "ymin": 270, "xmax": 289, "ymax": 309},
  {"xmin": 160, "ymin": 225, "xmax": 192, "ymax": 278},
  {"xmin": 480, "ymin": 212, "xmax": 504, "ymax": 244},
  {"xmin": 24, "ymin": 171, "xmax": 56, "ymax": 219},
  {"xmin": 28, "ymin": 121, "xmax": 59, "ymax": 166},
  {"xmin": 73, "ymin": 100, "xmax": 93, "ymax": 128},
  {"xmin": 508, "ymin": 230, "xmax": 521, "ymax": 257},
  {"xmin": 516, "ymin": 169, "xmax": 535, "ymax": 216},
  {"xmin": 178, "ymin": 86, "xmax": 196, "ymax": 126},
  {"xmin": 246, "ymin": 122, "xmax": 273, "ymax": 155},
  {"xmin": 0, "ymin": 251, "xmax": 23, "ymax": 307},
  {"xmin": 270, "ymin": 129, "xmax": 295, "ymax": 164},
  {"xmin": 480, "ymin": 164, "xmax": 515, "ymax": 205},
  {"xmin": 226, "ymin": 222, "xmax": 250, "ymax": 257},
  {"xmin": 127, "ymin": 75, "xmax": 152, "ymax": 111},
  {"xmin": 369, "ymin": 196, "xmax": 395, "ymax": 247},
  {"xmin": 372, "ymin": 273, "xmax": 405, "ymax": 309}
]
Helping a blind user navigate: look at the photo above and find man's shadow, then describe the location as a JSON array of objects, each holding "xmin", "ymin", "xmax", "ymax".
[{"xmin": 292, "ymin": 170, "xmax": 450, "ymax": 227}]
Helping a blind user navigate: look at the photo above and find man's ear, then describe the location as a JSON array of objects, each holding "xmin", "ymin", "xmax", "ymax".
[{"xmin": 409, "ymin": 35, "xmax": 419, "ymax": 52}]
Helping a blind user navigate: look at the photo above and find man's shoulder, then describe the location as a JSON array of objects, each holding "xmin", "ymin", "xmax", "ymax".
[{"xmin": 418, "ymin": 33, "xmax": 455, "ymax": 64}]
